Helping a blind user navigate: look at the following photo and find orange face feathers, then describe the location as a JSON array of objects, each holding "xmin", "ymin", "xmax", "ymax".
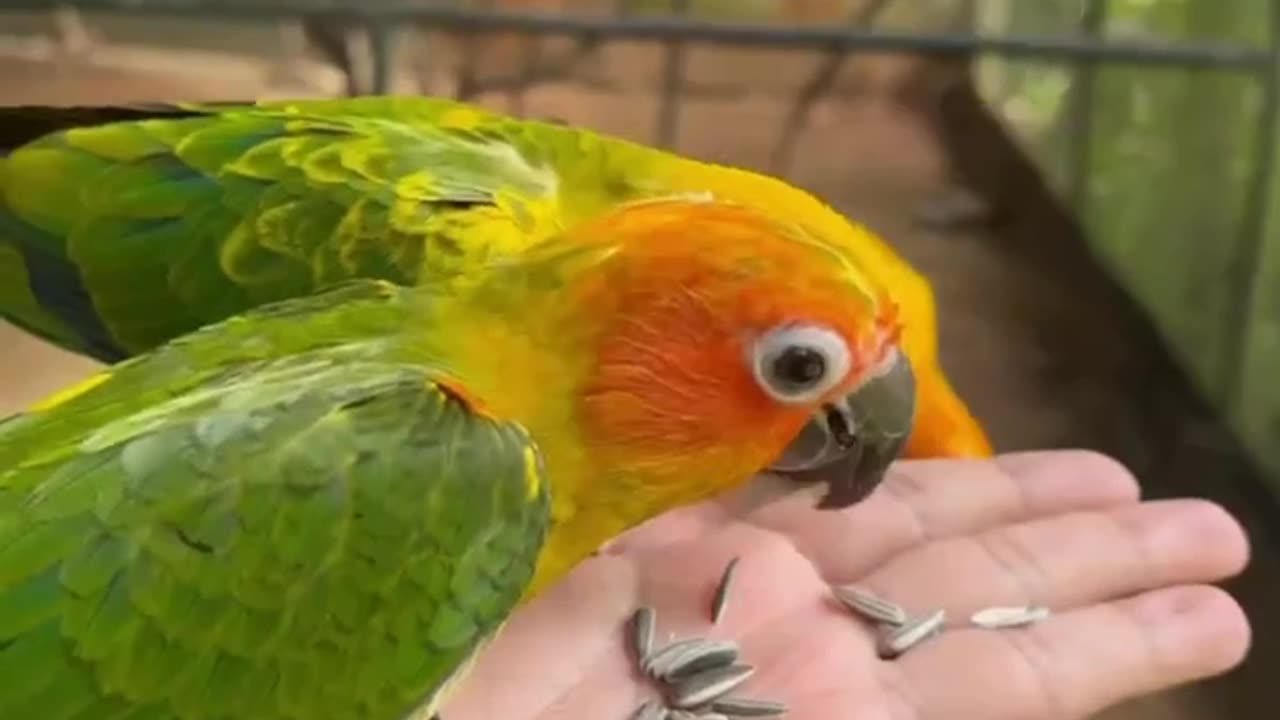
[{"xmin": 561, "ymin": 200, "xmax": 905, "ymax": 490}]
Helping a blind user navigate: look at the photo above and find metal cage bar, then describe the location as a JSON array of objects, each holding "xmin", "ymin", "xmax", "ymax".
[
  {"xmin": 656, "ymin": 0, "xmax": 690, "ymax": 149},
  {"xmin": 4, "ymin": 2, "xmax": 1273, "ymax": 71},
  {"xmin": 1063, "ymin": 0, "xmax": 1108, "ymax": 213},
  {"xmin": 1223, "ymin": 0, "xmax": 1280, "ymax": 415}
]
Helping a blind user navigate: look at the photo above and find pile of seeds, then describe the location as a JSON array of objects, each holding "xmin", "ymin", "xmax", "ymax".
[
  {"xmin": 621, "ymin": 561, "xmax": 1052, "ymax": 718},
  {"xmin": 626, "ymin": 559, "xmax": 788, "ymax": 719},
  {"xmin": 832, "ymin": 585, "xmax": 1051, "ymax": 659}
]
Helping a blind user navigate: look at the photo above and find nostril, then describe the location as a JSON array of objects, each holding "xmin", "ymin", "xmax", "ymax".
[{"xmin": 825, "ymin": 403, "xmax": 857, "ymax": 449}]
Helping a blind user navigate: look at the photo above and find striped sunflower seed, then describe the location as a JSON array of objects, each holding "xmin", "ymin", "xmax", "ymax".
[
  {"xmin": 628, "ymin": 700, "xmax": 669, "ymax": 720},
  {"xmin": 632, "ymin": 606, "xmax": 657, "ymax": 661},
  {"xmin": 710, "ymin": 696, "xmax": 788, "ymax": 717},
  {"xmin": 878, "ymin": 609, "xmax": 946, "ymax": 659},
  {"xmin": 669, "ymin": 663, "xmax": 756, "ymax": 709},
  {"xmin": 644, "ymin": 638, "xmax": 717, "ymax": 678},
  {"xmin": 832, "ymin": 585, "xmax": 907, "ymax": 626},
  {"xmin": 970, "ymin": 605, "xmax": 1051, "ymax": 629},
  {"xmin": 711, "ymin": 557, "xmax": 741, "ymax": 625},
  {"xmin": 662, "ymin": 640, "xmax": 739, "ymax": 682}
]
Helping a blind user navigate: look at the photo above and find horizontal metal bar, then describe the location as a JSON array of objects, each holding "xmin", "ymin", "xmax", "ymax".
[{"xmin": 3, "ymin": 1, "xmax": 1272, "ymax": 72}]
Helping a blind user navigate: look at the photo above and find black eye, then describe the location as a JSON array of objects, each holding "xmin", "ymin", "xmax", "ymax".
[
  {"xmin": 751, "ymin": 325, "xmax": 851, "ymax": 405},
  {"xmin": 772, "ymin": 346, "xmax": 827, "ymax": 388}
]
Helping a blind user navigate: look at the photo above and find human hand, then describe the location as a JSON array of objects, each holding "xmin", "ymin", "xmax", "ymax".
[{"xmin": 442, "ymin": 451, "xmax": 1250, "ymax": 720}]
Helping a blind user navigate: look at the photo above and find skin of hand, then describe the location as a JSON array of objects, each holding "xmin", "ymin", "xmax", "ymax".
[{"xmin": 442, "ymin": 451, "xmax": 1251, "ymax": 720}]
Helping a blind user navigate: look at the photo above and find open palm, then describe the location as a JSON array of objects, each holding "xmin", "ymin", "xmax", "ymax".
[{"xmin": 443, "ymin": 451, "xmax": 1250, "ymax": 720}]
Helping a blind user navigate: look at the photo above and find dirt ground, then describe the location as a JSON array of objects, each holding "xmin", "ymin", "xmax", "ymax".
[{"xmin": 1, "ymin": 30, "xmax": 1276, "ymax": 719}]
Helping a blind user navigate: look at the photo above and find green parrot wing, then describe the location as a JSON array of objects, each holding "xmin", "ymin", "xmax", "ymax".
[
  {"xmin": 0, "ymin": 97, "xmax": 583, "ymax": 362},
  {"xmin": 0, "ymin": 285, "xmax": 551, "ymax": 720}
]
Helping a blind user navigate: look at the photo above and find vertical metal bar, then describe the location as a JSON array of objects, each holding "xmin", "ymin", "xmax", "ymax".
[
  {"xmin": 52, "ymin": 4, "xmax": 94, "ymax": 56},
  {"xmin": 369, "ymin": 20, "xmax": 398, "ymax": 94},
  {"xmin": 455, "ymin": 0, "xmax": 489, "ymax": 100},
  {"xmin": 770, "ymin": 0, "xmax": 895, "ymax": 173},
  {"xmin": 1064, "ymin": 0, "xmax": 1108, "ymax": 212},
  {"xmin": 510, "ymin": 32, "xmax": 540, "ymax": 114},
  {"xmin": 656, "ymin": 0, "xmax": 690, "ymax": 149},
  {"xmin": 409, "ymin": 23, "xmax": 435, "ymax": 95},
  {"xmin": 300, "ymin": 17, "xmax": 359, "ymax": 94},
  {"xmin": 1224, "ymin": 0, "xmax": 1280, "ymax": 414}
]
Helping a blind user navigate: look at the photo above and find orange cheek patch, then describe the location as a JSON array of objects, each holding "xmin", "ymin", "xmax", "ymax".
[{"xmin": 582, "ymin": 309, "xmax": 807, "ymax": 462}]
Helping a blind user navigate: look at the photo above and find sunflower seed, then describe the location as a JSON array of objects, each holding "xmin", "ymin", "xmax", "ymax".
[
  {"xmin": 696, "ymin": 714, "xmax": 730, "ymax": 720},
  {"xmin": 970, "ymin": 605, "xmax": 1051, "ymax": 629},
  {"xmin": 662, "ymin": 640, "xmax": 739, "ymax": 681},
  {"xmin": 832, "ymin": 585, "xmax": 907, "ymax": 626},
  {"xmin": 644, "ymin": 638, "xmax": 716, "ymax": 677},
  {"xmin": 711, "ymin": 557, "xmax": 741, "ymax": 625},
  {"xmin": 669, "ymin": 663, "xmax": 756, "ymax": 709},
  {"xmin": 629, "ymin": 700, "xmax": 669, "ymax": 720},
  {"xmin": 878, "ymin": 609, "xmax": 946, "ymax": 659},
  {"xmin": 710, "ymin": 697, "xmax": 789, "ymax": 717},
  {"xmin": 632, "ymin": 606, "xmax": 657, "ymax": 661},
  {"xmin": 667, "ymin": 711, "xmax": 699, "ymax": 720}
]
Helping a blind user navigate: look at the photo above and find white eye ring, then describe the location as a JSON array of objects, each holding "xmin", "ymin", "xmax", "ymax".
[{"xmin": 751, "ymin": 325, "xmax": 852, "ymax": 405}]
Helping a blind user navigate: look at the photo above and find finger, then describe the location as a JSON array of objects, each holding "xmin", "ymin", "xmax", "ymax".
[
  {"xmin": 443, "ymin": 553, "xmax": 642, "ymax": 720},
  {"xmin": 604, "ymin": 493, "xmax": 741, "ymax": 556},
  {"xmin": 627, "ymin": 521, "xmax": 831, "ymax": 638},
  {"xmin": 744, "ymin": 450, "xmax": 1141, "ymax": 582},
  {"xmin": 888, "ymin": 584, "xmax": 1250, "ymax": 720},
  {"xmin": 601, "ymin": 469, "xmax": 818, "ymax": 557},
  {"xmin": 859, "ymin": 498, "xmax": 1249, "ymax": 617}
]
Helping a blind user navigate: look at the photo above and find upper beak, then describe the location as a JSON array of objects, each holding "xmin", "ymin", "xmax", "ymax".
[{"xmin": 768, "ymin": 350, "xmax": 916, "ymax": 509}]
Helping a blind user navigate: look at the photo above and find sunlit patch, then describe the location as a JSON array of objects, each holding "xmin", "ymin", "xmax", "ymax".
[
  {"xmin": 521, "ymin": 445, "xmax": 543, "ymax": 501},
  {"xmin": 27, "ymin": 371, "xmax": 111, "ymax": 412},
  {"xmin": 438, "ymin": 107, "xmax": 486, "ymax": 130}
]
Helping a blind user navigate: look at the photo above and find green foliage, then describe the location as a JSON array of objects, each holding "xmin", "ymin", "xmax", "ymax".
[{"xmin": 977, "ymin": 0, "xmax": 1280, "ymax": 482}]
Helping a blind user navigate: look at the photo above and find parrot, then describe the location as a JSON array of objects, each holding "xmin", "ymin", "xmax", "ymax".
[
  {"xmin": 0, "ymin": 96, "xmax": 992, "ymax": 461},
  {"xmin": 0, "ymin": 198, "xmax": 917, "ymax": 719}
]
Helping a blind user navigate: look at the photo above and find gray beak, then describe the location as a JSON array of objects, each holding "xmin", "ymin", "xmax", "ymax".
[{"xmin": 769, "ymin": 351, "xmax": 916, "ymax": 509}]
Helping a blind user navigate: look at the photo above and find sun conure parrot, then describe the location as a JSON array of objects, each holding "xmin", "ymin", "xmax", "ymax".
[
  {"xmin": 0, "ymin": 199, "xmax": 915, "ymax": 720},
  {"xmin": 0, "ymin": 96, "xmax": 989, "ymax": 459}
]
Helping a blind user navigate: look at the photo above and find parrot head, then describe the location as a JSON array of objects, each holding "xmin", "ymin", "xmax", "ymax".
[
  {"xmin": 649, "ymin": 158, "xmax": 994, "ymax": 461},
  {"xmin": 438, "ymin": 197, "xmax": 914, "ymax": 584},
  {"xmin": 562, "ymin": 201, "xmax": 916, "ymax": 513}
]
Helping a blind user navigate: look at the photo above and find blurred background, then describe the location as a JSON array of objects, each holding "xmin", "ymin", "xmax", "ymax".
[{"xmin": 1, "ymin": 1, "xmax": 1277, "ymax": 717}]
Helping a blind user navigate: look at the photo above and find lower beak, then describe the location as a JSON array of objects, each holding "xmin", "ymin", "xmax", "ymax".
[{"xmin": 769, "ymin": 350, "xmax": 916, "ymax": 509}]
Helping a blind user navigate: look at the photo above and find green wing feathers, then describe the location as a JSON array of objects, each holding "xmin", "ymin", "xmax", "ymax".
[
  {"xmin": 0, "ymin": 97, "xmax": 567, "ymax": 361},
  {"xmin": 0, "ymin": 321, "xmax": 551, "ymax": 718}
]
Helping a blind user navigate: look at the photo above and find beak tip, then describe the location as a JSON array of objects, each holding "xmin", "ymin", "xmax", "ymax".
[
  {"xmin": 814, "ymin": 463, "xmax": 891, "ymax": 510},
  {"xmin": 815, "ymin": 490, "xmax": 853, "ymax": 511}
]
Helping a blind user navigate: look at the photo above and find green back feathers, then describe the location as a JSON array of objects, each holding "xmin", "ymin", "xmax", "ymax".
[
  {"xmin": 0, "ymin": 280, "xmax": 550, "ymax": 719},
  {"xmin": 0, "ymin": 97, "xmax": 612, "ymax": 362}
]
